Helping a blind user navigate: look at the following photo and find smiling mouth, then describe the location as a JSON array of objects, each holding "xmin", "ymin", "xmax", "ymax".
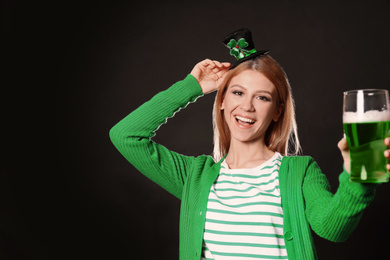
[{"xmin": 235, "ymin": 115, "xmax": 255, "ymax": 125}]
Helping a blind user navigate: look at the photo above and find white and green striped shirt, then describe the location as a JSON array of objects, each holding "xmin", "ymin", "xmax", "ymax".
[{"xmin": 201, "ymin": 152, "xmax": 287, "ymax": 260}]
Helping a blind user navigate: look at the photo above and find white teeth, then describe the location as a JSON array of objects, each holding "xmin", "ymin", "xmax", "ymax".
[{"xmin": 235, "ymin": 116, "xmax": 255, "ymax": 123}]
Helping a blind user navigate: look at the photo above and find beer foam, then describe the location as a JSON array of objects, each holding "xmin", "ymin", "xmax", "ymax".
[{"xmin": 343, "ymin": 110, "xmax": 390, "ymax": 123}]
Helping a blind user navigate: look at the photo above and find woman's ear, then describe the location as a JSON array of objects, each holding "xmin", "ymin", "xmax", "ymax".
[
  {"xmin": 220, "ymin": 94, "xmax": 225, "ymax": 110},
  {"xmin": 273, "ymin": 103, "xmax": 285, "ymax": 122},
  {"xmin": 219, "ymin": 87, "xmax": 228, "ymax": 110}
]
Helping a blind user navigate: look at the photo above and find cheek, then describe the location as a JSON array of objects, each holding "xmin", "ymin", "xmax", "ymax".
[
  {"xmin": 255, "ymin": 103, "xmax": 277, "ymax": 120},
  {"xmin": 221, "ymin": 96, "xmax": 235, "ymax": 111},
  {"xmin": 223, "ymin": 108, "xmax": 230, "ymax": 123}
]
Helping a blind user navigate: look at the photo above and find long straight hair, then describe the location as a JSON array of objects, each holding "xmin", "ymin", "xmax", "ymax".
[{"xmin": 212, "ymin": 55, "xmax": 301, "ymax": 161}]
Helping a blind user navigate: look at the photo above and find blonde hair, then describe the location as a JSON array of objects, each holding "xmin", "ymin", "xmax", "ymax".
[{"xmin": 212, "ymin": 55, "xmax": 301, "ymax": 161}]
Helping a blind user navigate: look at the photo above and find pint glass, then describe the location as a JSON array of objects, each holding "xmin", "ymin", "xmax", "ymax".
[{"xmin": 343, "ymin": 89, "xmax": 390, "ymax": 183}]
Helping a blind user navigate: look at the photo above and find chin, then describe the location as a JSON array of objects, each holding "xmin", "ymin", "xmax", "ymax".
[{"xmin": 230, "ymin": 132, "xmax": 263, "ymax": 144}]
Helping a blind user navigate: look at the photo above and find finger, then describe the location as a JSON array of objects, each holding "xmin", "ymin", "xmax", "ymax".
[
  {"xmin": 202, "ymin": 61, "xmax": 215, "ymax": 73},
  {"xmin": 214, "ymin": 61, "xmax": 232, "ymax": 69},
  {"xmin": 221, "ymin": 62, "xmax": 232, "ymax": 68},
  {"xmin": 200, "ymin": 59, "xmax": 214, "ymax": 68},
  {"xmin": 213, "ymin": 60, "xmax": 223, "ymax": 68},
  {"xmin": 206, "ymin": 59, "xmax": 216, "ymax": 69},
  {"xmin": 211, "ymin": 64, "xmax": 221, "ymax": 72},
  {"xmin": 212, "ymin": 63, "xmax": 227, "ymax": 73},
  {"xmin": 384, "ymin": 149, "xmax": 390, "ymax": 159},
  {"xmin": 337, "ymin": 137, "xmax": 349, "ymax": 152},
  {"xmin": 216, "ymin": 68, "xmax": 229, "ymax": 79},
  {"xmin": 385, "ymin": 137, "xmax": 390, "ymax": 147}
]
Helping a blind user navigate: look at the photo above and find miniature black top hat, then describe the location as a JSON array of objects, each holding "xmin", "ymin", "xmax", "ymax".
[{"xmin": 223, "ymin": 28, "xmax": 269, "ymax": 69}]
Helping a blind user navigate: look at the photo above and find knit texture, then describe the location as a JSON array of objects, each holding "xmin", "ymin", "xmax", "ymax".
[{"xmin": 110, "ymin": 74, "xmax": 377, "ymax": 260}]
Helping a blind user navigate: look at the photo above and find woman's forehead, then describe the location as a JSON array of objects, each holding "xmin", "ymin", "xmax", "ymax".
[{"xmin": 228, "ymin": 70, "xmax": 276, "ymax": 94}]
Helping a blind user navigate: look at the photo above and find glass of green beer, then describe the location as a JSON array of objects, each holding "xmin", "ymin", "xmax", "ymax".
[{"xmin": 343, "ymin": 89, "xmax": 390, "ymax": 183}]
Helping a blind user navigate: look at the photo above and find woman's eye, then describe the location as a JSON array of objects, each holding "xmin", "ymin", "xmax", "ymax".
[
  {"xmin": 232, "ymin": 91, "xmax": 243, "ymax": 96},
  {"xmin": 257, "ymin": 96, "xmax": 271, "ymax": 102}
]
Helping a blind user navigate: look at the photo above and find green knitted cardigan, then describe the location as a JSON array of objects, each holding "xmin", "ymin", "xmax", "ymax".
[{"xmin": 110, "ymin": 74, "xmax": 376, "ymax": 259}]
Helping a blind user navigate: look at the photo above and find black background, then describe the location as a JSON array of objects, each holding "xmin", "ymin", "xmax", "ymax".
[{"xmin": 3, "ymin": 0, "xmax": 390, "ymax": 259}]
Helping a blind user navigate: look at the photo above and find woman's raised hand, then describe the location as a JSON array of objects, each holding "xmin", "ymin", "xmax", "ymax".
[{"xmin": 190, "ymin": 59, "xmax": 231, "ymax": 94}]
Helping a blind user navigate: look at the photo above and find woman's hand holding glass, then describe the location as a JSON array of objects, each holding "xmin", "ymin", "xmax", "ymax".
[{"xmin": 338, "ymin": 137, "xmax": 390, "ymax": 175}]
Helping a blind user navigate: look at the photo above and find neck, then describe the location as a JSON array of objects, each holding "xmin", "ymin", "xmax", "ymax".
[{"xmin": 225, "ymin": 138, "xmax": 275, "ymax": 169}]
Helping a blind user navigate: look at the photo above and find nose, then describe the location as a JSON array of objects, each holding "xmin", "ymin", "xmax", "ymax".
[{"xmin": 240, "ymin": 96, "xmax": 255, "ymax": 112}]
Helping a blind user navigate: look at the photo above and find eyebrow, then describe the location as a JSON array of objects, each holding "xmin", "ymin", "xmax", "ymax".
[{"xmin": 230, "ymin": 84, "xmax": 273, "ymax": 96}]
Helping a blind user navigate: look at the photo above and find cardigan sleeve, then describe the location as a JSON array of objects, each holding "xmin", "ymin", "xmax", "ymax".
[
  {"xmin": 302, "ymin": 159, "xmax": 376, "ymax": 242},
  {"xmin": 109, "ymin": 74, "xmax": 204, "ymax": 199}
]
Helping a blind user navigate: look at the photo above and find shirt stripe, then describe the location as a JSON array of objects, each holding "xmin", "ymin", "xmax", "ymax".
[{"xmin": 202, "ymin": 152, "xmax": 288, "ymax": 260}]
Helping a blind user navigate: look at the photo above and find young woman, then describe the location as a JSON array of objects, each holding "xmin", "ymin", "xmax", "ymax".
[{"xmin": 110, "ymin": 30, "xmax": 390, "ymax": 259}]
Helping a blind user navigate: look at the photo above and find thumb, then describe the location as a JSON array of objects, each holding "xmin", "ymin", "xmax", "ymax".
[
  {"xmin": 338, "ymin": 137, "xmax": 351, "ymax": 174},
  {"xmin": 338, "ymin": 137, "xmax": 349, "ymax": 152}
]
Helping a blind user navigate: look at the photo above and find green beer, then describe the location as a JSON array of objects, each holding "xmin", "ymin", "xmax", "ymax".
[
  {"xmin": 343, "ymin": 89, "xmax": 390, "ymax": 183},
  {"xmin": 343, "ymin": 120, "xmax": 390, "ymax": 183}
]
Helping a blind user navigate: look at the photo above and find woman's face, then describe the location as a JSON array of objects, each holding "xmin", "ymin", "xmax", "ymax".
[{"xmin": 221, "ymin": 69, "xmax": 282, "ymax": 144}]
